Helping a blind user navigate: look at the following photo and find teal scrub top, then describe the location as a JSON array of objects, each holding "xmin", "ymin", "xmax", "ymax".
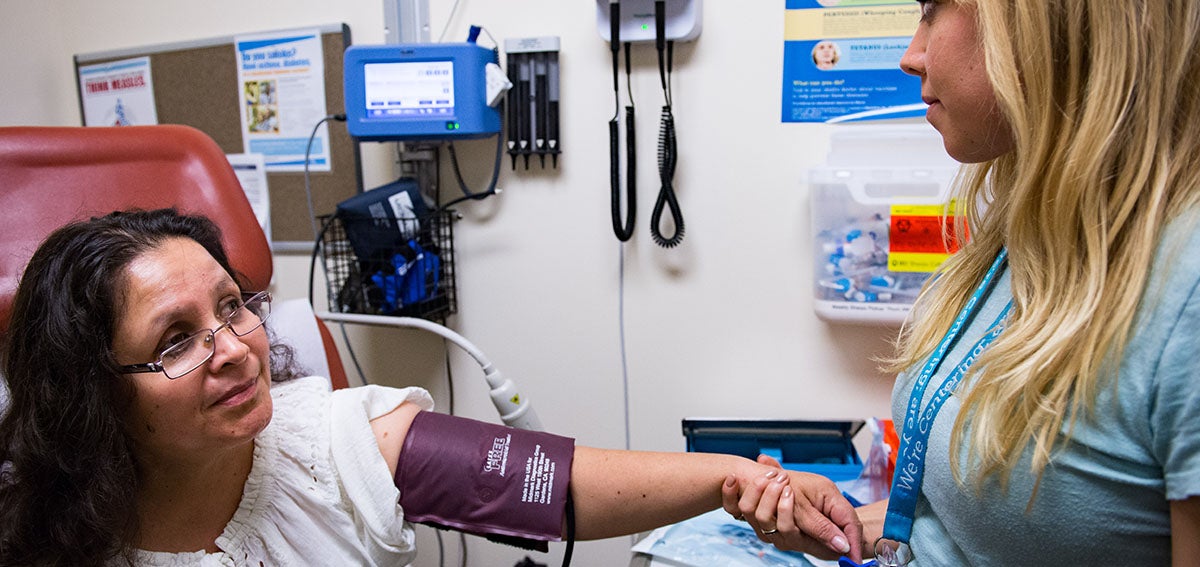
[{"xmin": 892, "ymin": 215, "xmax": 1200, "ymax": 566}]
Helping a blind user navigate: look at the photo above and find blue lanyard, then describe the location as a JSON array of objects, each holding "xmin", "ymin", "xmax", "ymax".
[{"xmin": 882, "ymin": 249, "xmax": 1011, "ymax": 544}]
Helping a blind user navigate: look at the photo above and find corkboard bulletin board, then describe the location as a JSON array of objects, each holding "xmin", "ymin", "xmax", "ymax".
[{"xmin": 73, "ymin": 23, "xmax": 361, "ymax": 248}]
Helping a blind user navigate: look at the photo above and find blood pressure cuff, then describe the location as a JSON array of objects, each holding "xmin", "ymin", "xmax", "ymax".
[{"xmin": 395, "ymin": 411, "xmax": 575, "ymax": 551}]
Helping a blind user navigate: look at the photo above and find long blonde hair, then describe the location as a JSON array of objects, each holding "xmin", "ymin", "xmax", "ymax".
[{"xmin": 891, "ymin": 0, "xmax": 1200, "ymax": 488}]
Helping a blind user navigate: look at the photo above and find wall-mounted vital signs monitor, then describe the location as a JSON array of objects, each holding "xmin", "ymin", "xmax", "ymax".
[{"xmin": 344, "ymin": 43, "xmax": 501, "ymax": 141}]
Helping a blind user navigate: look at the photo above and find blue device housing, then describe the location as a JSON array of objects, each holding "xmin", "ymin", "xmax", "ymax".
[
  {"xmin": 344, "ymin": 43, "xmax": 500, "ymax": 141},
  {"xmin": 682, "ymin": 419, "xmax": 865, "ymax": 482}
]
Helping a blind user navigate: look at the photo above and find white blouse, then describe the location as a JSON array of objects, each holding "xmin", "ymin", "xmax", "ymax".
[{"xmin": 123, "ymin": 376, "xmax": 434, "ymax": 567}]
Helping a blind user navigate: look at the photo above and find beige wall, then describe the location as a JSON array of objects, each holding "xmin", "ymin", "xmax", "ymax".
[{"xmin": 0, "ymin": 1, "xmax": 902, "ymax": 564}]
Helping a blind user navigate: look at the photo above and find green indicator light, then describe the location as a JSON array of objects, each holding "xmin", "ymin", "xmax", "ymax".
[
  {"xmin": 642, "ymin": 24, "xmax": 650, "ymax": 30},
  {"xmin": 446, "ymin": 122, "xmax": 460, "ymax": 130}
]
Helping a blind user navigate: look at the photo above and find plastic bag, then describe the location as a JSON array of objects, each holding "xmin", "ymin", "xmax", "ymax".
[
  {"xmin": 836, "ymin": 418, "xmax": 896, "ymax": 506},
  {"xmin": 631, "ymin": 509, "xmax": 821, "ymax": 567}
]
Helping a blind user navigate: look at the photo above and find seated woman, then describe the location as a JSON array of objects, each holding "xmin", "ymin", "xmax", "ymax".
[{"xmin": 0, "ymin": 208, "xmax": 860, "ymax": 566}]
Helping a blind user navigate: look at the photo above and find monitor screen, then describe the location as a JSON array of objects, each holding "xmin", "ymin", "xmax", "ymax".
[
  {"xmin": 344, "ymin": 43, "xmax": 498, "ymax": 140},
  {"xmin": 363, "ymin": 60, "xmax": 455, "ymax": 120}
]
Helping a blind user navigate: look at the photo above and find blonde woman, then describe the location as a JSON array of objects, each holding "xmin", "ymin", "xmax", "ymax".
[{"xmin": 727, "ymin": 0, "xmax": 1200, "ymax": 564}]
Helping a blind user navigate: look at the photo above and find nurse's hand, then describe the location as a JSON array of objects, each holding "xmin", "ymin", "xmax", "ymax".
[{"xmin": 722, "ymin": 454, "xmax": 863, "ymax": 562}]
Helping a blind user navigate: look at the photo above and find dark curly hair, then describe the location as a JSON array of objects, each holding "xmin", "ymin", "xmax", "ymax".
[{"xmin": 0, "ymin": 209, "xmax": 299, "ymax": 566}]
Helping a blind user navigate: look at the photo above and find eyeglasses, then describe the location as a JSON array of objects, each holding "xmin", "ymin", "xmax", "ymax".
[{"xmin": 119, "ymin": 291, "xmax": 272, "ymax": 380}]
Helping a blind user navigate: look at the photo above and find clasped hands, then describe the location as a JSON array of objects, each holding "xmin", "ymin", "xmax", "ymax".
[{"xmin": 723, "ymin": 454, "xmax": 865, "ymax": 562}]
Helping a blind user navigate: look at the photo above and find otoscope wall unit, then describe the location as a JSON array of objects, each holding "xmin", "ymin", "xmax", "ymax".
[
  {"xmin": 810, "ymin": 124, "xmax": 959, "ymax": 325},
  {"xmin": 595, "ymin": 0, "xmax": 703, "ymax": 43}
]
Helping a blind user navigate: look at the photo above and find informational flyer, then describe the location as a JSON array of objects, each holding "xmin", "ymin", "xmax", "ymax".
[
  {"xmin": 78, "ymin": 56, "xmax": 158, "ymax": 126},
  {"xmin": 782, "ymin": 0, "xmax": 924, "ymax": 123},
  {"xmin": 226, "ymin": 153, "xmax": 271, "ymax": 243},
  {"xmin": 235, "ymin": 29, "xmax": 330, "ymax": 172}
]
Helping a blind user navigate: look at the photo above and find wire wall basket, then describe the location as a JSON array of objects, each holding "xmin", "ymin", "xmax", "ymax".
[{"xmin": 318, "ymin": 210, "xmax": 457, "ymax": 322}]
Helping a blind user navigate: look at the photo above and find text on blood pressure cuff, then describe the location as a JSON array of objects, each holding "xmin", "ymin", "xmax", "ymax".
[{"xmin": 395, "ymin": 411, "xmax": 575, "ymax": 550}]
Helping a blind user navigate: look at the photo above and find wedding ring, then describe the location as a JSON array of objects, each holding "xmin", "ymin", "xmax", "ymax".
[{"xmin": 761, "ymin": 528, "xmax": 779, "ymax": 535}]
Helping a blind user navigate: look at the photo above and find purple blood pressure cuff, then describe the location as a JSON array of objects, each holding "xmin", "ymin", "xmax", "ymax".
[{"xmin": 395, "ymin": 411, "xmax": 575, "ymax": 551}]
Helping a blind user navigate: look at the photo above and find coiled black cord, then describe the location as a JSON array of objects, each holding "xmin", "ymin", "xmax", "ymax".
[
  {"xmin": 610, "ymin": 90, "xmax": 636, "ymax": 241},
  {"xmin": 649, "ymin": 11, "xmax": 684, "ymax": 248},
  {"xmin": 609, "ymin": 1, "xmax": 636, "ymax": 242},
  {"xmin": 650, "ymin": 104, "xmax": 684, "ymax": 247}
]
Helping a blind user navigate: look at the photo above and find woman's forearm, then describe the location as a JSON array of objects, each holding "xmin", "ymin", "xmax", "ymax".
[{"xmin": 568, "ymin": 446, "xmax": 774, "ymax": 540}]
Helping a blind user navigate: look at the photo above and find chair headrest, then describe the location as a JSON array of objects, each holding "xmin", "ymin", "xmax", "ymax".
[{"xmin": 0, "ymin": 125, "xmax": 273, "ymax": 330}]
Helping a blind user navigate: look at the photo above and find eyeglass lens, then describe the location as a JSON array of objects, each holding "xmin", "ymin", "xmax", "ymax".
[{"xmin": 159, "ymin": 294, "xmax": 271, "ymax": 378}]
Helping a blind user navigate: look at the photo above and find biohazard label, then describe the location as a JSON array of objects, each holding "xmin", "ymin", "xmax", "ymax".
[{"xmin": 888, "ymin": 204, "xmax": 963, "ymax": 272}]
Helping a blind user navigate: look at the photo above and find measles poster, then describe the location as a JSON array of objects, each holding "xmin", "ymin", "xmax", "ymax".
[
  {"xmin": 235, "ymin": 29, "xmax": 330, "ymax": 172},
  {"xmin": 79, "ymin": 56, "xmax": 158, "ymax": 126},
  {"xmin": 782, "ymin": 0, "xmax": 924, "ymax": 123}
]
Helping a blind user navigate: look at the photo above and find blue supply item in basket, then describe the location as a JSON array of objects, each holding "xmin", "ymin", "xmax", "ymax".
[
  {"xmin": 333, "ymin": 177, "xmax": 443, "ymax": 314},
  {"xmin": 370, "ymin": 240, "xmax": 441, "ymax": 314},
  {"xmin": 335, "ymin": 177, "xmax": 429, "ymax": 266}
]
